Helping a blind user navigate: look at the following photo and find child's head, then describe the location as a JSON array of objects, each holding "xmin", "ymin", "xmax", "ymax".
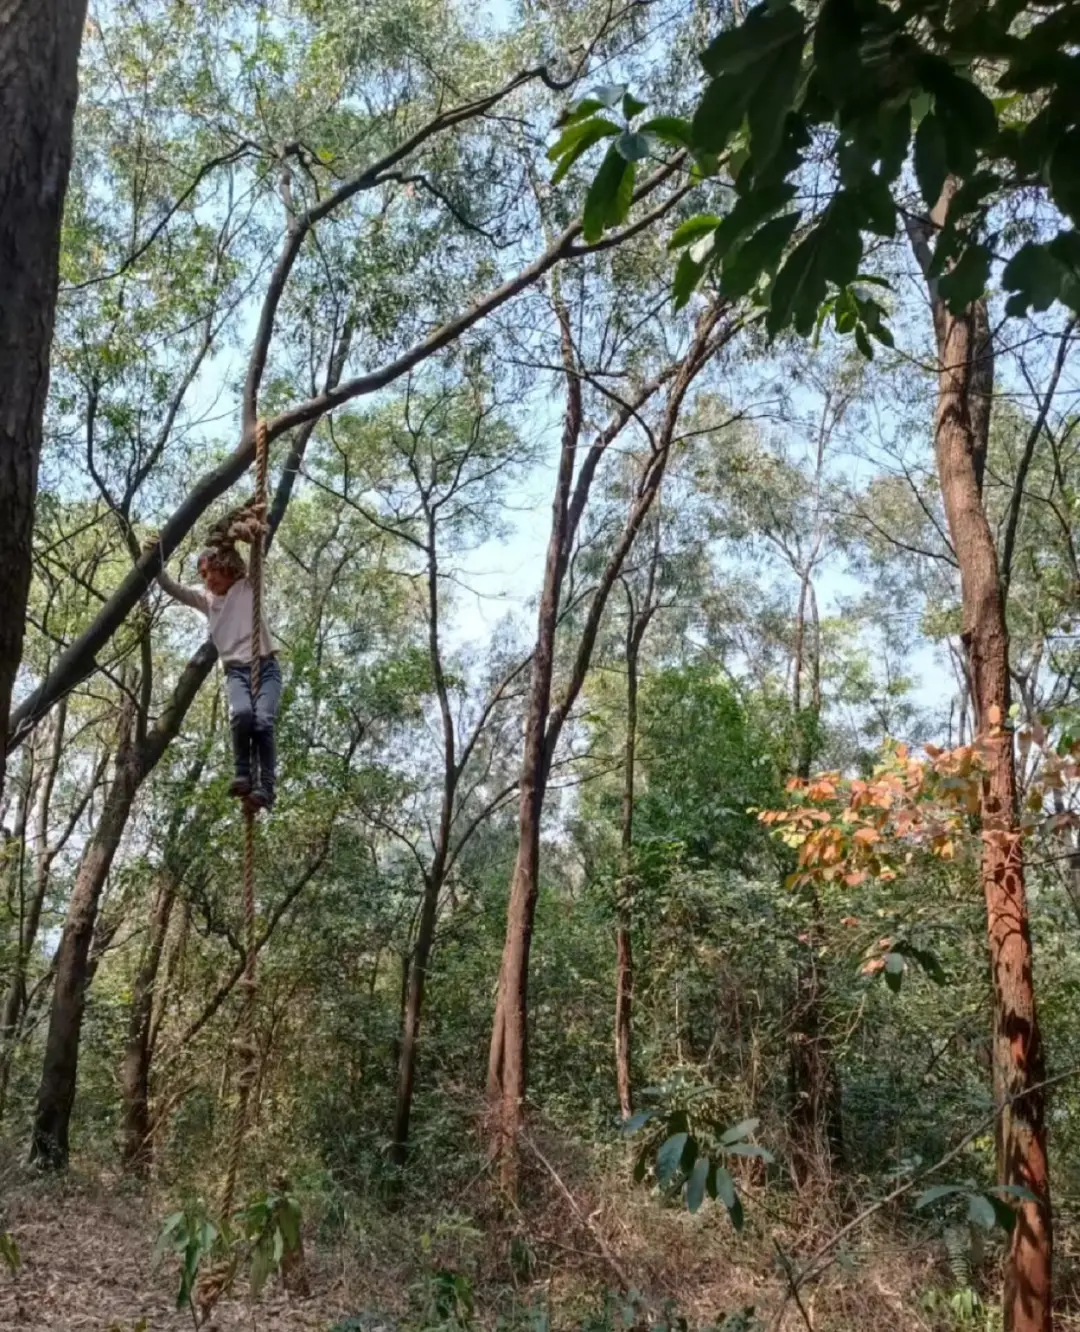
[{"xmin": 197, "ymin": 545, "xmax": 246, "ymax": 596}]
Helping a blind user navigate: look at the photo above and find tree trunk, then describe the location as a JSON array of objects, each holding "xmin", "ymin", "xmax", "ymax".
[
  {"xmin": 0, "ymin": 0, "xmax": 89, "ymax": 801},
  {"xmin": 909, "ymin": 194, "xmax": 1051, "ymax": 1332},
  {"xmin": 486, "ymin": 292, "xmax": 582, "ymax": 1188},
  {"xmin": 31, "ymin": 722, "xmax": 140, "ymax": 1167},
  {"xmin": 390, "ymin": 864, "xmax": 443, "ymax": 1166},
  {"xmin": 120, "ymin": 874, "xmax": 176, "ymax": 1171},
  {"xmin": 933, "ymin": 299, "xmax": 1050, "ymax": 1332},
  {"xmin": 788, "ymin": 573, "xmax": 843, "ymax": 1180},
  {"xmin": 615, "ymin": 627, "xmax": 641, "ymax": 1121}
]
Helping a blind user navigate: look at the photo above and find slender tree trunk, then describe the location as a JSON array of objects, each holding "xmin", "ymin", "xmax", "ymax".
[
  {"xmin": 788, "ymin": 574, "xmax": 843, "ymax": 1180},
  {"xmin": 391, "ymin": 860, "xmax": 445, "ymax": 1166},
  {"xmin": 615, "ymin": 643, "xmax": 638, "ymax": 1121},
  {"xmin": 909, "ymin": 195, "xmax": 1051, "ymax": 1332},
  {"xmin": 486, "ymin": 294, "xmax": 581, "ymax": 1188},
  {"xmin": 0, "ymin": 0, "xmax": 89, "ymax": 802},
  {"xmin": 120, "ymin": 874, "xmax": 177, "ymax": 1171}
]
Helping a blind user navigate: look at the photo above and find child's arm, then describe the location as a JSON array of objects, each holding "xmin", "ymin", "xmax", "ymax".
[{"xmin": 143, "ymin": 535, "xmax": 209, "ymax": 612}]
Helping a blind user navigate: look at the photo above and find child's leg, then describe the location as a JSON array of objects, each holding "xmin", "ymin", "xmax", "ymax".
[
  {"xmin": 225, "ymin": 665, "xmax": 255, "ymax": 794},
  {"xmin": 251, "ymin": 657, "xmax": 282, "ymax": 806}
]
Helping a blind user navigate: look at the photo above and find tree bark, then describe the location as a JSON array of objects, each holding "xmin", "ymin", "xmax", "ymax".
[
  {"xmin": 30, "ymin": 646, "xmax": 212, "ymax": 1167},
  {"xmin": 120, "ymin": 874, "xmax": 177, "ymax": 1171},
  {"xmin": 615, "ymin": 638, "xmax": 639, "ymax": 1122},
  {"xmin": 0, "ymin": 0, "xmax": 89, "ymax": 801},
  {"xmin": 910, "ymin": 195, "xmax": 1051, "ymax": 1332}
]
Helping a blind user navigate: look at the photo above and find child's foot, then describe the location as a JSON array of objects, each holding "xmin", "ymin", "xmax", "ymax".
[
  {"xmin": 248, "ymin": 786, "xmax": 273, "ymax": 811},
  {"xmin": 229, "ymin": 776, "xmax": 252, "ymax": 798}
]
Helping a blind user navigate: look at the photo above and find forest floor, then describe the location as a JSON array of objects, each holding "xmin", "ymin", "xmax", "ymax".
[{"xmin": 0, "ymin": 1139, "xmax": 1064, "ymax": 1332}]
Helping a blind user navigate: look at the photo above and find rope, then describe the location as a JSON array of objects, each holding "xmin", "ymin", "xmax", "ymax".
[{"xmin": 218, "ymin": 417, "xmax": 269, "ymax": 1223}]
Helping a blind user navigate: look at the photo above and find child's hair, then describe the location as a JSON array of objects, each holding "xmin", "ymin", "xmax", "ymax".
[{"xmin": 198, "ymin": 545, "xmax": 247, "ymax": 581}]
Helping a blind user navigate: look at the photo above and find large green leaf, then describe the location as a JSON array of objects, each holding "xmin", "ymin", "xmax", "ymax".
[
  {"xmin": 669, "ymin": 215, "xmax": 723, "ymax": 251},
  {"xmin": 938, "ymin": 244, "xmax": 991, "ymax": 313},
  {"xmin": 722, "ymin": 212, "xmax": 799, "ymax": 299},
  {"xmin": 720, "ymin": 1117, "xmax": 760, "ymax": 1145},
  {"xmin": 686, "ymin": 1156, "xmax": 710, "ymax": 1213},
  {"xmin": 549, "ymin": 118, "xmax": 623, "ymax": 186},
  {"xmin": 700, "ymin": 2, "xmax": 804, "ymax": 79},
  {"xmin": 714, "ymin": 183, "xmax": 797, "ymax": 259},
  {"xmin": 914, "ymin": 113, "xmax": 948, "ymax": 209},
  {"xmin": 582, "ymin": 144, "xmax": 635, "ymax": 242},
  {"xmin": 656, "ymin": 1131, "xmax": 689, "ymax": 1184},
  {"xmin": 766, "ymin": 194, "xmax": 860, "ymax": 335}
]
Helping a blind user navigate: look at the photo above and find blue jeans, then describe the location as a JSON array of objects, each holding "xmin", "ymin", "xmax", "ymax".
[{"xmin": 226, "ymin": 656, "xmax": 282, "ymax": 801}]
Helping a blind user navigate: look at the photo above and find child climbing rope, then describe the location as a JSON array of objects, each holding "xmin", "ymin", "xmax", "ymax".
[{"xmin": 148, "ymin": 502, "xmax": 281, "ymax": 809}]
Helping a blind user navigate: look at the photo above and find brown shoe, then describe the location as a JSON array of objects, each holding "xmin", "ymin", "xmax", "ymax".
[{"xmin": 229, "ymin": 776, "xmax": 252, "ymax": 798}]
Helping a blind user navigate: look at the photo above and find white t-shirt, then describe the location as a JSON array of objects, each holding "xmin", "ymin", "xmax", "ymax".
[{"xmin": 159, "ymin": 572, "xmax": 275, "ymax": 666}]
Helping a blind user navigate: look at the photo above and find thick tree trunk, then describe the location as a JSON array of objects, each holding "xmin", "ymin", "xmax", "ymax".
[
  {"xmin": 31, "ymin": 725, "xmax": 140, "ymax": 1166},
  {"xmin": 932, "ymin": 297, "xmax": 1050, "ymax": 1332},
  {"xmin": 120, "ymin": 875, "xmax": 177, "ymax": 1171},
  {"xmin": 0, "ymin": 0, "xmax": 89, "ymax": 801}
]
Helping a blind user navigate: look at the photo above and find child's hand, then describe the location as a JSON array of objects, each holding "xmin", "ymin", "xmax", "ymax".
[
  {"xmin": 226, "ymin": 501, "xmax": 267, "ymax": 544},
  {"xmin": 141, "ymin": 530, "xmax": 161, "ymax": 557}
]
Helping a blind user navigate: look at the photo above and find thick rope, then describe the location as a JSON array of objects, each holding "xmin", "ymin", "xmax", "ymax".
[{"xmin": 218, "ymin": 418, "xmax": 270, "ymax": 1223}]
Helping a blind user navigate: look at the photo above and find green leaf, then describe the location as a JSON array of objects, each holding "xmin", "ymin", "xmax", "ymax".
[
  {"xmin": 633, "ymin": 1144, "xmax": 650, "ymax": 1183},
  {"xmin": 1003, "ymin": 242, "xmax": 1067, "ymax": 315},
  {"xmin": 883, "ymin": 950, "xmax": 904, "ymax": 992},
  {"xmin": 726, "ymin": 1143, "xmax": 775, "ymax": 1162},
  {"xmin": 656, "ymin": 1132, "xmax": 689, "ymax": 1184},
  {"xmin": 638, "ymin": 116, "xmax": 693, "ymax": 148},
  {"xmin": 988, "ymin": 1196, "xmax": 1018, "ymax": 1233},
  {"xmin": 623, "ymin": 92, "xmax": 648, "ymax": 119},
  {"xmin": 673, "ymin": 249, "xmax": 708, "ymax": 310},
  {"xmin": 549, "ymin": 118, "xmax": 622, "ymax": 186},
  {"xmin": 767, "ymin": 194, "xmax": 860, "ymax": 336},
  {"xmin": 938, "ymin": 243, "xmax": 991, "ymax": 313},
  {"xmin": 616, "ymin": 131, "xmax": 652, "ymax": 163},
  {"xmin": 548, "ymin": 116, "xmax": 622, "ymax": 162},
  {"xmin": 855, "ymin": 324, "xmax": 873, "ymax": 359},
  {"xmin": 909, "ymin": 946, "xmax": 947, "ymax": 985},
  {"xmin": 686, "ymin": 1156, "xmax": 710, "ymax": 1213},
  {"xmin": 722, "ymin": 212, "xmax": 799, "ymax": 299},
  {"xmin": 914, "ymin": 113, "xmax": 948, "ymax": 209},
  {"xmin": 714, "ymin": 183, "xmax": 797, "ymax": 260},
  {"xmin": 582, "ymin": 144, "xmax": 634, "ymax": 242},
  {"xmin": 915, "ymin": 1184, "xmax": 966, "ymax": 1209},
  {"xmin": 967, "ymin": 1193, "xmax": 998, "ymax": 1230},
  {"xmin": 623, "ymin": 1109, "xmax": 657, "ymax": 1133},
  {"xmin": 992, "ymin": 1184, "xmax": 1040, "ymax": 1203},
  {"xmin": 713, "ymin": 1164, "xmax": 738, "ymax": 1210},
  {"xmin": 700, "ymin": 3, "xmax": 804, "ymax": 78},
  {"xmin": 691, "ymin": 73, "xmax": 754, "ymax": 156},
  {"xmin": 669, "ymin": 215, "xmax": 723, "ymax": 251},
  {"xmin": 721, "ymin": 1117, "xmax": 760, "ymax": 1145},
  {"xmin": 746, "ymin": 24, "xmax": 803, "ymax": 166},
  {"xmin": 856, "ymin": 174, "xmax": 895, "ymax": 238}
]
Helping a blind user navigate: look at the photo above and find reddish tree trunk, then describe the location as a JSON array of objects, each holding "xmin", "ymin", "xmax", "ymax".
[
  {"xmin": 933, "ymin": 300, "xmax": 1050, "ymax": 1332},
  {"xmin": 0, "ymin": 0, "xmax": 89, "ymax": 801},
  {"xmin": 910, "ymin": 195, "xmax": 1051, "ymax": 1331}
]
